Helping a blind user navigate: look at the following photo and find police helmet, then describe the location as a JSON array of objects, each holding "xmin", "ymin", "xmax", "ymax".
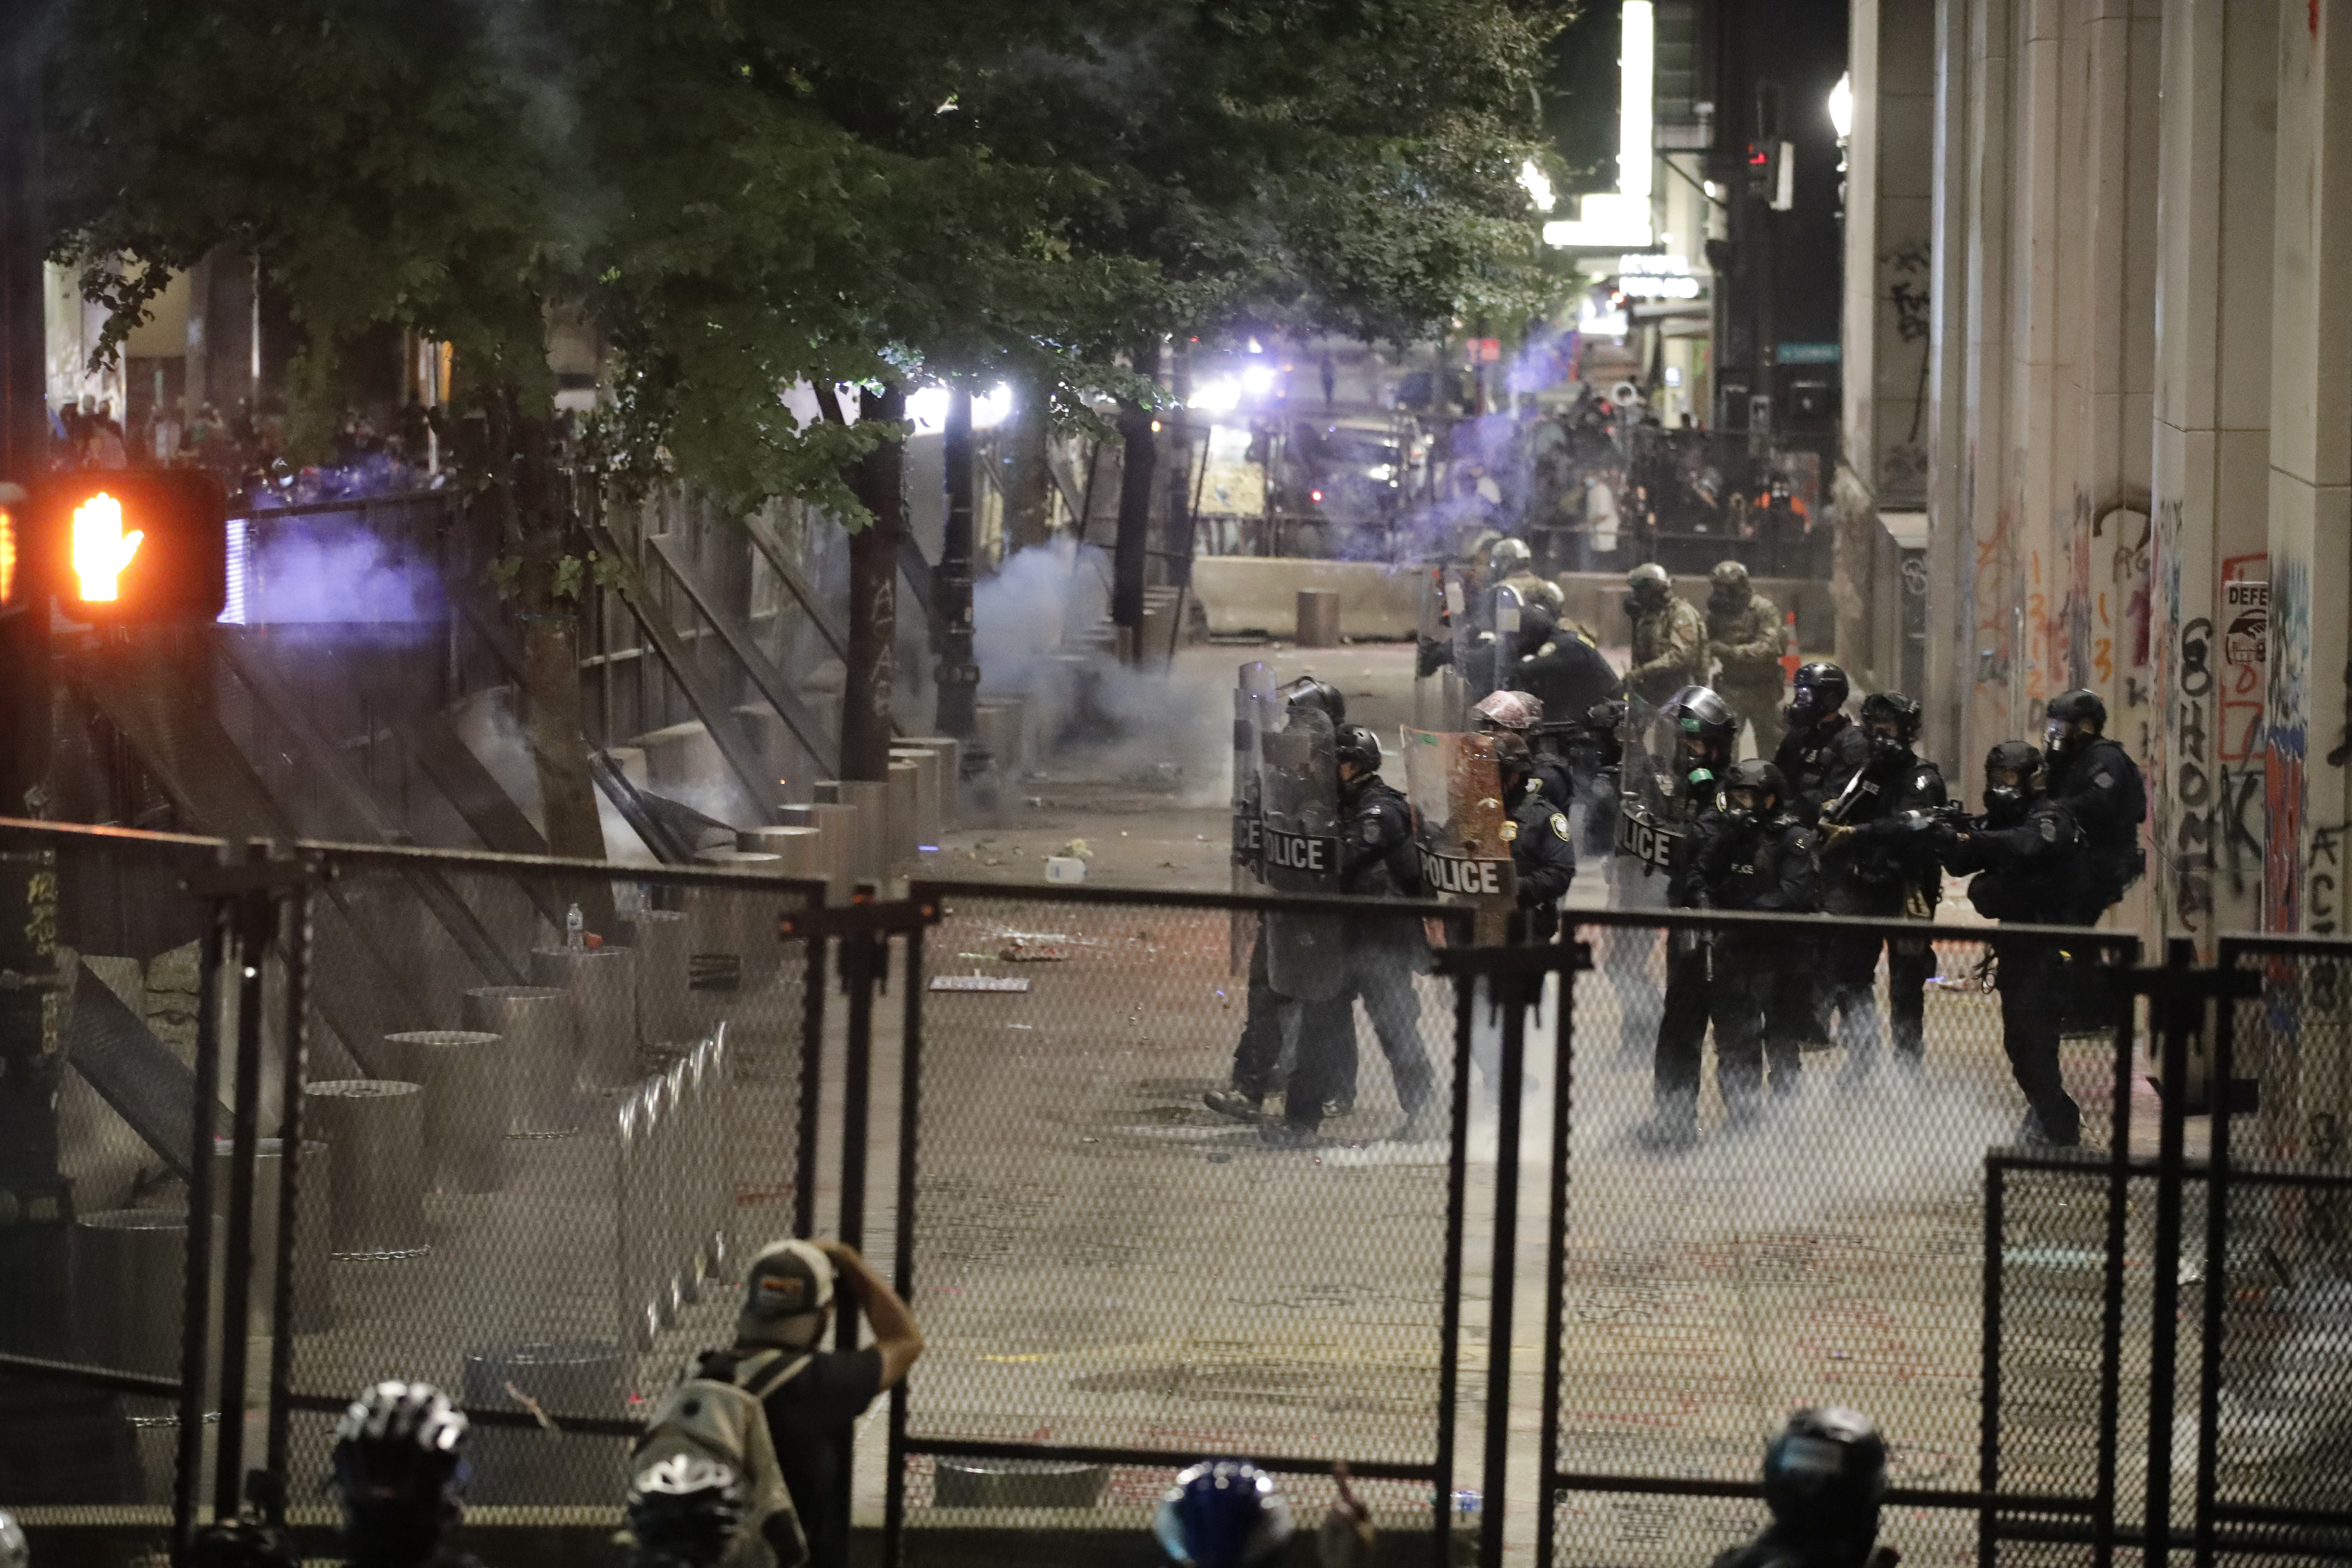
[
  {"xmin": 1474, "ymin": 689, "xmax": 1543, "ymax": 732},
  {"xmin": 1627, "ymin": 561, "xmax": 1672, "ymax": 595},
  {"xmin": 1722, "ymin": 758, "xmax": 1785, "ymax": 818},
  {"xmin": 1665, "ymin": 685, "xmax": 1739, "ymax": 752},
  {"xmin": 2044, "ymin": 687, "xmax": 2106, "ymax": 752},
  {"xmin": 1785, "ymin": 662, "xmax": 1850, "ymax": 727},
  {"xmin": 1983, "ymin": 741, "xmax": 2046, "ymax": 818},
  {"xmin": 1280, "ymin": 677, "xmax": 1346, "ymax": 726},
  {"xmin": 1859, "ymin": 691, "xmax": 1923, "ymax": 741},
  {"xmin": 1516, "ymin": 600, "xmax": 1559, "ymax": 647},
  {"xmin": 1488, "ymin": 536, "xmax": 1533, "ymax": 574},
  {"xmin": 1153, "ymin": 1460, "xmax": 1295, "ymax": 1568},
  {"xmin": 1334, "ymin": 723, "xmax": 1383, "ymax": 777},
  {"xmin": 1489, "ymin": 731, "xmax": 1535, "ymax": 776},
  {"xmin": 627, "ymin": 1454, "xmax": 744, "ymax": 1568},
  {"xmin": 1761, "ymin": 1407, "xmax": 1888, "ymax": 1547}
]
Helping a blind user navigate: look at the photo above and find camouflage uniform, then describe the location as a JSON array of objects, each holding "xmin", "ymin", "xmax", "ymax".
[
  {"xmin": 1626, "ymin": 593, "xmax": 1708, "ymax": 707},
  {"xmin": 1706, "ymin": 586, "xmax": 1789, "ymax": 755}
]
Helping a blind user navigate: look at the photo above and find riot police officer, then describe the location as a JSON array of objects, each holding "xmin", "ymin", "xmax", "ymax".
[
  {"xmin": 1207, "ymin": 678, "xmax": 1347, "ymax": 1123},
  {"xmin": 1509, "ymin": 601, "xmax": 1624, "ymax": 724},
  {"xmin": 1624, "ymin": 562, "xmax": 1707, "ymax": 706},
  {"xmin": 1937, "ymin": 743, "xmax": 2087, "ymax": 1145},
  {"xmin": 1491, "ymin": 731, "xmax": 1577, "ymax": 942},
  {"xmin": 1704, "ymin": 560, "xmax": 1790, "ymax": 755},
  {"xmin": 1772, "ymin": 662, "xmax": 1871, "ymax": 823},
  {"xmin": 1638, "ymin": 759, "xmax": 1817, "ymax": 1150},
  {"xmin": 1473, "ymin": 689, "xmax": 1574, "ymax": 806},
  {"xmin": 1710, "ymin": 1408, "xmax": 1892, "ymax": 1568},
  {"xmin": 1262, "ymin": 724, "xmax": 1440, "ymax": 1147},
  {"xmin": 1486, "ymin": 534, "xmax": 1564, "ymax": 614},
  {"xmin": 2043, "ymin": 688, "xmax": 2147, "ymax": 923},
  {"xmin": 1814, "ymin": 692, "xmax": 1947, "ymax": 1074}
]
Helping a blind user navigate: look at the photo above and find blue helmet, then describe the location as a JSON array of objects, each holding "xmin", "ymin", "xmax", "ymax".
[{"xmin": 1152, "ymin": 1459, "xmax": 1295, "ymax": 1567}]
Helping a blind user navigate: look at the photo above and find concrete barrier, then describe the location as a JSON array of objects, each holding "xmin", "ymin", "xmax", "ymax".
[{"xmin": 1188, "ymin": 557, "xmax": 1423, "ymax": 639}]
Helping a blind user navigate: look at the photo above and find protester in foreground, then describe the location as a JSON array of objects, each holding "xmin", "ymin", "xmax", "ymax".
[
  {"xmin": 1711, "ymin": 1407, "xmax": 1896, "ymax": 1568},
  {"xmin": 1152, "ymin": 1459, "xmax": 1295, "ymax": 1567}
]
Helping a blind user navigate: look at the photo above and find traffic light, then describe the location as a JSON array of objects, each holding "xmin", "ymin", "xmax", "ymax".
[
  {"xmin": 1746, "ymin": 141, "xmax": 1796, "ymax": 210},
  {"xmin": 27, "ymin": 469, "xmax": 228, "ymax": 623}
]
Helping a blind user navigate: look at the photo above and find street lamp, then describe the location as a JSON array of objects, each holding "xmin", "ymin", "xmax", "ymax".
[{"xmin": 1827, "ymin": 72, "xmax": 1853, "ymax": 142}]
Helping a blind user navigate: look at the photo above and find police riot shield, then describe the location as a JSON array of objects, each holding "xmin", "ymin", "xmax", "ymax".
[
  {"xmin": 1259, "ymin": 707, "xmax": 1347, "ymax": 1002},
  {"xmin": 1487, "ymin": 582, "xmax": 1525, "ymax": 695},
  {"xmin": 1403, "ymin": 730, "xmax": 1517, "ymax": 941},
  {"xmin": 1230, "ymin": 660, "xmax": 1277, "ymax": 972},
  {"xmin": 1608, "ymin": 695, "xmax": 1704, "ymax": 910}
]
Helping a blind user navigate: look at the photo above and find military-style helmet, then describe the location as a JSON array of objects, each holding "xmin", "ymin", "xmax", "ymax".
[
  {"xmin": 1859, "ymin": 692, "xmax": 1923, "ymax": 761},
  {"xmin": 1334, "ymin": 723, "xmax": 1383, "ymax": 776},
  {"xmin": 1785, "ymin": 661, "xmax": 1850, "ymax": 727},
  {"xmin": 1665, "ymin": 685, "xmax": 1739, "ymax": 752},
  {"xmin": 1488, "ymin": 536, "xmax": 1533, "ymax": 574},
  {"xmin": 1627, "ymin": 561, "xmax": 1672, "ymax": 594},
  {"xmin": 1983, "ymin": 740, "xmax": 2046, "ymax": 819},
  {"xmin": 1762, "ymin": 1407, "xmax": 1889, "ymax": 1546},
  {"xmin": 1722, "ymin": 757, "xmax": 1785, "ymax": 818},
  {"xmin": 2044, "ymin": 687, "xmax": 2106, "ymax": 752},
  {"xmin": 1279, "ymin": 677, "xmax": 1346, "ymax": 726},
  {"xmin": 627, "ymin": 1454, "xmax": 745, "ymax": 1568},
  {"xmin": 1153, "ymin": 1460, "xmax": 1295, "ymax": 1568},
  {"xmin": 1473, "ymin": 690, "xmax": 1543, "ymax": 733},
  {"xmin": 1709, "ymin": 560, "xmax": 1750, "ymax": 591},
  {"xmin": 2046, "ymin": 687, "xmax": 2107, "ymax": 728}
]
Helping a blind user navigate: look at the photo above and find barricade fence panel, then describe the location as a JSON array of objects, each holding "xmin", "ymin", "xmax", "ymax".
[
  {"xmin": 276, "ymin": 848, "xmax": 822, "ymax": 1524},
  {"xmin": 894, "ymin": 886, "xmax": 1471, "ymax": 1545},
  {"xmin": 0, "ymin": 821, "xmax": 277, "ymax": 1544},
  {"xmin": 1531, "ymin": 914, "xmax": 2141, "ymax": 1568}
]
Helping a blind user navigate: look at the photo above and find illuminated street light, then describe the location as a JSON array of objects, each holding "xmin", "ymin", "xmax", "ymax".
[
  {"xmin": 1518, "ymin": 159, "xmax": 1556, "ymax": 214},
  {"xmin": 1828, "ymin": 72, "xmax": 1853, "ymax": 141},
  {"xmin": 1544, "ymin": 0, "xmax": 1655, "ymax": 248}
]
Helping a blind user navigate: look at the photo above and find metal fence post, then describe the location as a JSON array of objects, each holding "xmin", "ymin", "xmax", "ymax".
[
  {"xmin": 2092, "ymin": 936, "xmax": 2142, "ymax": 1568},
  {"xmin": 1533, "ymin": 944, "xmax": 1585, "ymax": 1568},
  {"xmin": 261, "ymin": 867, "xmax": 313, "ymax": 1522},
  {"xmin": 172, "ymin": 907, "xmax": 227, "ymax": 1555},
  {"xmin": 795, "ymin": 932, "xmax": 828, "ymax": 1240},
  {"xmin": 211, "ymin": 856, "xmax": 276, "ymax": 1527},
  {"xmin": 884, "ymin": 922, "xmax": 924, "ymax": 1568},
  {"xmin": 1436, "ymin": 963, "xmax": 1475, "ymax": 1568},
  {"xmin": 1978, "ymin": 1155, "xmax": 2006, "ymax": 1568},
  {"xmin": 2142, "ymin": 940, "xmax": 2196, "ymax": 1568},
  {"xmin": 1479, "ymin": 976, "xmax": 1529, "ymax": 1568}
]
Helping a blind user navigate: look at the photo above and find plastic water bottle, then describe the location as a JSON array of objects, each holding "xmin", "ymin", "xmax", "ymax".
[{"xmin": 565, "ymin": 902, "xmax": 585, "ymax": 951}]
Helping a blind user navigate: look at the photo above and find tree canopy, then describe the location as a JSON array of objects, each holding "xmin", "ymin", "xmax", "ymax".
[{"xmin": 49, "ymin": 0, "xmax": 1571, "ymax": 511}]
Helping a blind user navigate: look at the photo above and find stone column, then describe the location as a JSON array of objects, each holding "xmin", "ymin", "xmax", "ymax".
[
  {"xmin": 2263, "ymin": 0, "xmax": 2352, "ymax": 939},
  {"xmin": 2149, "ymin": 0, "xmax": 2278, "ymax": 949}
]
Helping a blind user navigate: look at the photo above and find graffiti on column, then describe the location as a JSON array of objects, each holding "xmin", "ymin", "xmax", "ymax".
[
  {"xmin": 2149, "ymin": 501, "xmax": 2183, "ymax": 929},
  {"xmin": 2313, "ymin": 821, "xmax": 2342, "ymax": 935},
  {"xmin": 1881, "ymin": 240, "xmax": 1932, "ymax": 494},
  {"xmin": 2174, "ymin": 613, "xmax": 2217, "ymax": 930},
  {"xmin": 2026, "ymin": 547, "xmax": 2048, "ymax": 704},
  {"xmin": 2265, "ymin": 556, "xmax": 2309, "ymax": 932},
  {"xmin": 2065, "ymin": 491, "xmax": 2093, "ymax": 691}
]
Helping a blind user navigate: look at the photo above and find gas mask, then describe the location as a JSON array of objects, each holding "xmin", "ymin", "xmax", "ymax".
[
  {"xmin": 1622, "ymin": 593, "xmax": 1648, "ymax": 619},
  {"xmin": 1867, "ymin": 732, "xmax": 1907, "ymax": 767},
  {"xmin": 1785, "ymin": 689, "xmax": 1827, "ymax": 729},
  {"xmin": 2043, "ymin": 718, "xmax": 2074, "ymax": 755},
  {"xmin": 1724, "ymin": 789, "xmax": 1765, "ymax": 828},
  {"xmin": 1983, "ymin": 780, "xmax": 2029, "ymax": 824},
  {"xmin": 1709, "ymin": 586, "xmax": 1750, "ymax": 616}
]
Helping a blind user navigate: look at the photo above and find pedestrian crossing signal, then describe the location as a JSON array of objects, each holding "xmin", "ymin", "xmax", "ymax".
[{"xmin": 33, "ymin": 470, "xmax": 227, "ymax": 623}]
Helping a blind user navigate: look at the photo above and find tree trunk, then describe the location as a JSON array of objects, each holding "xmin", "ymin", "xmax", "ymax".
[
  {"xmin": 1003, "ymin": 375, "xmax": 1053, "ymax": 552},
  {"xmin": 934, "ymin": 389, "xmax": 981, "ymax": 747},
  {"xmin": 497, "ymin": 395, "xmax": 612, "ymax": 929},
  {"xmin": 841, "ymin": 383, "xmax": 904, "ymax": 780}
]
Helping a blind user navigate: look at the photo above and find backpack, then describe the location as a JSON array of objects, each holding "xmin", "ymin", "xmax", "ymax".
[{"xmin": 631, "ymin": 1350, "xmax": 812, "ymax": 1568}]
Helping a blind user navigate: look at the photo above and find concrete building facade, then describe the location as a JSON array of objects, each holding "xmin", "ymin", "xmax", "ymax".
[{"xmin": 1844, "ymin": 0, "xmax": 2352, "ymax": 956}]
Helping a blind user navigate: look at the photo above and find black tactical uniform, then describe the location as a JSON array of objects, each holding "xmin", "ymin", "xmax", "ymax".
[
  {"xmin": 1816, "ymin": 695, "xmax": 1948, "ymax": 1069},
  {"xmin": 1501, "ymin": 760, "xmax": 1577, "ymax": 943},
  {"xmin": 2043, "ymin": 692, "xmax": 2146, "ymax": 922},
  {"xmin": 1270, "ymin": 733, "xmax": 1439, "ymax": 1143},
  {"xmin": 1939, "ymin": 744, "xmax": 2087, "ymax": 1145},
  {"xmin": 1510, "ymin": 604, "xmax": 1624, "ymax": 732},
  {"xmin": 1643, "ymin": 760, "xmax": 1816, "ymax": 1147},
  {"xmin": 1773, "ymin": 663, "xmax": 1871, "ymax": 824}
]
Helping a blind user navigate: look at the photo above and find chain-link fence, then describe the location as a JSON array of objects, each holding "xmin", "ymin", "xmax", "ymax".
[
  {"xmin": 890, "ymin": 883, "xmax": 1472, "ymax": 1560},
  {"xmin": 1447, "ymin": 911, "xmax": 2144, "ymax": 1568}
]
